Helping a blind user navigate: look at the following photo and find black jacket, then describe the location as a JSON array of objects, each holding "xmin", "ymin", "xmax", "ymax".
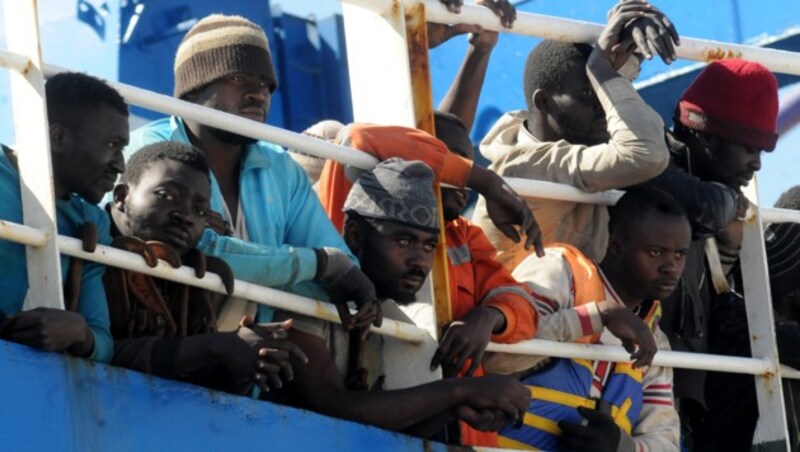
[{"xmin": 641, "ymin": 130, "xmax": 738, "ymax": 405}]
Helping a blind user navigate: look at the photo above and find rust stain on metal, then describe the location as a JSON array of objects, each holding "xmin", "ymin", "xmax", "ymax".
[
  {"xmin": 405, "ymin": 4, "xmax": 435, "ymax": 133},
  {"xmin": 21, "ymin": 59, "xmax": 33, "ymax": 76},
  {"xmin": 702, "ymin": 48, "xmax": 743, "ymax": 62},
  {"xmin": 390, "ymin": 0, "xmax": 401, "ymax": 18},
  {"xmin": 404, "ymin": 4, "xmax": 452, "ymax": 330}
]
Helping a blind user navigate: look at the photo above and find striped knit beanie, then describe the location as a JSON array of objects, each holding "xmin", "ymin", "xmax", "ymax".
[
  {"xmin": 174, "ymin": 14, "xmax": 277, "ymax": 98},
  {"xmin": 676, "ymin": 58, "xmax": 778, "ymax": 151}
]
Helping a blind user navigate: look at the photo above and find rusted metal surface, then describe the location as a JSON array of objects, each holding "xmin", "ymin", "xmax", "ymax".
[
  {"xmin": 404, "ymin": 3, "xmax": 453, "ymax": 332},
  {"xmin": 702, "ymin": 47, "xmax": 744, "ymax": 62}
]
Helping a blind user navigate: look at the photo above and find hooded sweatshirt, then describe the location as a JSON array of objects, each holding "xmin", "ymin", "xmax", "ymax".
[{"xmin": 472, "ymin": 59, "xmax": 669, "ymax": 269}]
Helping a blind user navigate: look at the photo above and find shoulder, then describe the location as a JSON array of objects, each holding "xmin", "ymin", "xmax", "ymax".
[
  {"xmin": 512, "ymin": 248, "xmax": 571, "ymax": 283},
  {"xmin": 61, "ymin": 196, "xmax": 113, "ymax": 245},
  {"xmin": 126, "ymin": 117, "xmax": 175, "ymax": 156},
  {"xmin": 131, "ymin": 117, "xmax": 173, "ymax": 141}
]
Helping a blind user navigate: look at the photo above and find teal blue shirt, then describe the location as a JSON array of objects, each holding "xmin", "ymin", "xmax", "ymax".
[
  {"xmin": 126, "ymin": 117, "xmax": 357, "ymax": 321},
  {"xmin": 0, "ymin": 149, "xmax": 113, "ymax": 363}
]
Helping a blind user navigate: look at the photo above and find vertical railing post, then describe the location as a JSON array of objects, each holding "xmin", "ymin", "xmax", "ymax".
[
  {"xmin": 342, "ymin": 0, "xmax": 442, "ymax": 390},
  {"xmin": 403, "ymin": 3, "xmax": 454, "ymax": 333},
  {"xmin": 741, "ymin": 177, "xmax": 790, "ymax": 450},
  {"xmin": 2, "ymin": 0, "xmax": 65, "ymax": 309}
]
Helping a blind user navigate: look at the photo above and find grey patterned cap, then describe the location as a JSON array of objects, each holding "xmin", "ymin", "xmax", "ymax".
[{"xmin": 344, "ymin": 158, "xmax": 438, "ymax": 231}]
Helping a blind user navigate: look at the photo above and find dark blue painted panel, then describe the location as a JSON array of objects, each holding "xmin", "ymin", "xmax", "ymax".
[{"xmin": 0, "ymin": 340, "xmax": 445, "ymax": 452}]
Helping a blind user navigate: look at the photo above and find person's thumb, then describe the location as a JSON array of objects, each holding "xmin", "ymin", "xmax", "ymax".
[{"xmin": 239, "ymin": 315, "xmax": 255, "ymax": 327}]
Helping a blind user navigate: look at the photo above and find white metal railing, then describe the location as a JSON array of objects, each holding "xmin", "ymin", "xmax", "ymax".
[
  {"xmin": 0, "ymin": 1, "xmax": 796, "ymax": 448},
  {"xmin": 0, "ymin": 0, "xmax": 794, "ymax": 375},
  {"xmin": 0, "ymin": 218, "xmax": 776, "ymax": 374},
  {"xmin": 348, "ymin": 0, "xmax": 800, "ymax": 77}
]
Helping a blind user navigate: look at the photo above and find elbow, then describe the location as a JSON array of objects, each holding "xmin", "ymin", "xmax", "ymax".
[{"xmin": 635, "ymin": 136, "xmax": 670, "ymax": 179}]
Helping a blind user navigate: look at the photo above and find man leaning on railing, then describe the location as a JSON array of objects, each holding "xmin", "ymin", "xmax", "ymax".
[
  {"xmin": 0, "ymin": 72, "xmax": 129, "ymax": 363},
  {"xmin": 471, "ymin": 0, "xmax": 678, "ymax": 269},
  {"xmin": 123, "ymin": 14, "xmax": 382, "ymax": 335}
]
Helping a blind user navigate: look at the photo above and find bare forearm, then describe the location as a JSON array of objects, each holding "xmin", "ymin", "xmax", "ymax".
[
  {"xmin": 306, "ymin": 379, "xmax": 464, "ymax": 432},
  {"xmin": 438, "ymin": 46, "xmax": 493, "ymax": 132}
]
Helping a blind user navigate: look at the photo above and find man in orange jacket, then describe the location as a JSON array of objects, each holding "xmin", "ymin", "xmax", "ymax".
[{"xmin": 317, "ymin": 112, "xmax": 542, "ymax": 446}]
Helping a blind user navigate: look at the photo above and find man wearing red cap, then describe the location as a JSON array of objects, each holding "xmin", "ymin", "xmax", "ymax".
[{"xmin": 641, "ymin": 58, "xmax": 779, "ymax": 448}]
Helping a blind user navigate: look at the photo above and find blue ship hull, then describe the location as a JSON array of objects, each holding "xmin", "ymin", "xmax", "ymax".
[{"xmin": 0, "ymin": 341, "xmax": 448, "ymax": 451}]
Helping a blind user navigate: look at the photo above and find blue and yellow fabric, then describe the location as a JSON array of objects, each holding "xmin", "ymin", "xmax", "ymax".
[
  {"xmin": 498, "ymin": 357, "xmax": 644, "ymax": 451},
  {"xmin": 497, "ymin": 244, "xmax": 661, "ymax": 451}
]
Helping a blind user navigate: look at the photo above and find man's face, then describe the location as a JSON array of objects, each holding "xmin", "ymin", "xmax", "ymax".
[
  {"xmin": 52, "ymin": 105, "xmax": 129, "ymax": 204},
  {"xmin": 437, "ymin": 124, "xmax": 473, "ymax": 222},
  {"xmin": 545, "ymin": 59, "xmax": 609, "ymax": 146},
  {"xmin": 192, "ymin": 72, "xmax": 272, "ymax": 145},
  {"xmin": 692, "ymin": 131, "xmax": 764, "ymax": 189},
  {"xmin": 350, "ymin": 220, "xmax": 438, "ymax": 304},
  {"xmin": 115, "ymin": 159, "xmax": 211, "ymax": 256},
  {"xmin": 612, "ymin": 213, "xmax": 691, "ymax": 301}
]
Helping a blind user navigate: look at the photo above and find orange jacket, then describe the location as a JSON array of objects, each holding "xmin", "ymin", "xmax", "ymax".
[
  {"xmin": 446, "ymin": 217, "xmax": 539, "ymax": 344},
  {"xmin": 447, "ymin": 217, "xmax": 540, "ymax": 447},
  {"xmin": 317, "ymin": 123, "xmax": 473, "ymax": 232},
  {"xmin": 317, "ymin": 123, "xmax": 538, "ymax": 447}
]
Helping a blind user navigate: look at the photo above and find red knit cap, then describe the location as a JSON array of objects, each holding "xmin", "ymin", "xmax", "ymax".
[{"xmin": 676, "ymin": 58, "xmax": 779, "ymax": 151}]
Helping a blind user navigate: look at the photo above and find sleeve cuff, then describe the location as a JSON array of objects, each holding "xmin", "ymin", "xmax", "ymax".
[
  {"xmin": 297, "ymin": 247, "xmax": 320, "ymax": 282},
  {"xmin": 439, "ymin": 151, "xmax": 474, "ymax": 187},
  {"xmin": 576, "ymin": 302, "xmax": 604, "ymax": 336},
  {"xmin": 488, "ymin": 301, "xmax": 539, "ymax": 344}
]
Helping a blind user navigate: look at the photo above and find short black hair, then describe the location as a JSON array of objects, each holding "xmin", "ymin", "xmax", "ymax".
[
  {"xmin": 45, "ymin": 72, "xmax": 128, "ymax": 127},
  {"xmin": 609, "ymin": 186, "xmax": 688, "ymax": 238},
  {"xmin": 776, "ymin": 185, "xmax": 800, "ymax": 211},
  {"xmin": 122, "ymin": 142, "xmax": 210, "ymax": 185},
  {"xmin": 523, "ymin": 40, "xmax": 593, "ymax": 112}
]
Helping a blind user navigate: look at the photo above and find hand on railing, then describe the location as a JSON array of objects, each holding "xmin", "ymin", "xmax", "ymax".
[
  {"xmin": 600, "ymin": 303, "xmax": 657, "ymax": 368},
  {"xmin": 428, "ymin": 0, "xmax": 515, "ymax": 49},
  {"xmin": 315, "ymin": 247, "xmax": 383, "ymax": 339},
  {"xmin": 472, "ymin": 167, "xmax": 545, "ymax": 256},
  {"xmin": 602, "ymin": 0, "xmax": 680, "ymax": 67},
  {"xmin": 430, "ymin": 305, "xmax": 506, "ymax": 376}
]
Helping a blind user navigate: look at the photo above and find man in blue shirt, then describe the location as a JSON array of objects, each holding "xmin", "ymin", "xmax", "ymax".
[
  {"xmin": 0, "ymin": 72, "xmax": 129, "ymax": 363},
  {"xmin": 126, "ymin": 14, "xmax": 379, "ymax": 331}
]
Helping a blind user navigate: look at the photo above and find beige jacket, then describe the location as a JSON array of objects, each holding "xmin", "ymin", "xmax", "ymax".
[{"xmin": 472, "ymin": 66, "xmax": 668, "ymax": 268}]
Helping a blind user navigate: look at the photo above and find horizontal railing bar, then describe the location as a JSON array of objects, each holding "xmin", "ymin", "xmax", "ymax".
[
  {"xmin": 344, "ymin": 0, "xmax": 800, "ymax": 76},
  {"xmin": 762, "ymin": 207, "xmax": 800, "ymax": 224},
  {"xmin": 505, "ymin": 177, "xmax": 623, "ymax": 205},
  {"xmin": 0, "ymin": 50, "xmax": 30, "ymax": 73},
  {"xmin": 0, "ymin": 219, "xmax": 48, "ymax": 247},
  {"xmin": 0, "ymin": 217, "xmax": 794, "ymax": 376},
  {"xmin": 487, "ymin": 340, "xmax": 774, "ymax": 376},
  {"xmin": 5, "ymin": 53, "xmax": 800, "ymax": 222},
  {"xmin": 0, "ymin": 220, "xmax": 431, "ymax": 344},
  {"xmin": 782, "ymin": 365, "xmax": 800, "ymax": 380}
]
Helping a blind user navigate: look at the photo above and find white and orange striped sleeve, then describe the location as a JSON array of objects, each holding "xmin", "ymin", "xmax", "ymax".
[
  {"xmin": 511, "ymin": 249, "xmax": 605, "ymax": 343},
  {"xmin": 618, "ymin": 328, "xmax": 680, "ymax": 452}
]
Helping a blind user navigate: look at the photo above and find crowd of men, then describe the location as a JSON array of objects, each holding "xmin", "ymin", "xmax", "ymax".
[{"xmin": 0, "ymin": 0, "xmax": 793, "ymax": 450}]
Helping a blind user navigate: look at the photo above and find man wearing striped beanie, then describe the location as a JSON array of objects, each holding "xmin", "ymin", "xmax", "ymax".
[{"xmin": 124, "ymin": 14, "xmax": 381, "ymax": 337}]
